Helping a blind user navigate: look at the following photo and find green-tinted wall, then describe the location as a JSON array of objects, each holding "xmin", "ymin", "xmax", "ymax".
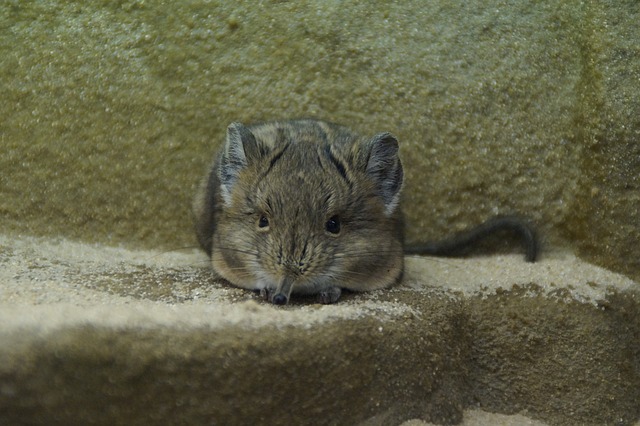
[{"xmin": 1, "ymin": 1, "xmax": 638, "ymax": 280}]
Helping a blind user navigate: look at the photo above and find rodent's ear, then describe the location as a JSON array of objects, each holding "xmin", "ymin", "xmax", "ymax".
[
  {"xmin": 363, "ymin": 133, "xmax": 404, "ymax": 216},
  {"xmin": 219, "ymin": 122, "xmax": 260, "ymax": 205}
]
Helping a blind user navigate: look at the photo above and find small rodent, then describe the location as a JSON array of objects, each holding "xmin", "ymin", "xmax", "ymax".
[{"xmin": 193, "ymin": 119, "xmax": 537, "ymax": 305}]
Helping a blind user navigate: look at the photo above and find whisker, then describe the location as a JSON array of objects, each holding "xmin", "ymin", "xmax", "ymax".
[
  {"xmin": 332, "ymin": 249, "xmax": 401, "ymax": 258},
  {"xmin": 402, "ymin": 254, "xmax": 460, "ymax": 266},
  {"xmin": 215, "ymin": 246, "xmax": 260, "ymax": 257},
  {"xmin": 330, "ymin": 270, "xmax": 372, "ymax": 279}
]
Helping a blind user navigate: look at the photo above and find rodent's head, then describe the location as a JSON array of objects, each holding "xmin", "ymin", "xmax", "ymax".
[{"xmin": 211, "ymin": 120, "xmax": 404, "ymax": 304}]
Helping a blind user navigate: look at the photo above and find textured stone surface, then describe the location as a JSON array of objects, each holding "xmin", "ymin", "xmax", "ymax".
[
  {"xmin": 1, "ymin": 236, "xmax": 638, "ymax": 425},
  {"xmin": 1, "ymin": 1, "xmax": 640, "ymax": 424}
]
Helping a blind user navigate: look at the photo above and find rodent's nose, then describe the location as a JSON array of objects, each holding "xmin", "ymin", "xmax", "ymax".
[{"xmin": 272, "ymin": 294, "xmax": 288, "ymax": 305}]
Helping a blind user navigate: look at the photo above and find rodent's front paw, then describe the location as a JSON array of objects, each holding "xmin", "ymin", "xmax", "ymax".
[
  {"xmin": 317, "ymin": 286, "xmax": 342, "ymax": 304},
  {"xmin": 259, "ymin": 286, "xmax": 342, "ymax": 305}
]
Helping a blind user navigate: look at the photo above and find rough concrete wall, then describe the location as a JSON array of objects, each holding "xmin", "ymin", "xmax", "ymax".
[
  {"xmin": 2, "ymin": 0, "xmax": 638, "ymax": 282},
  {"xmin": 564, "ymin": 0, "xmax": 640, "ymax": 280}
]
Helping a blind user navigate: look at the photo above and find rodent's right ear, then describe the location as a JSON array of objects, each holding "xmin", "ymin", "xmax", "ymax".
[
  {"xmin": 218, "ymin": 122, "xmax": 260, "ymax": 205},
  {"xmin": 362, "ymin": 132, "xmax": 404, "ymax": 216}
]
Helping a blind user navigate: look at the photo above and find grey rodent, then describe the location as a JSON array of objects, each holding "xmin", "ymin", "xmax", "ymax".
[{"xmin": 193, "ymin": 119, "xmax": 537, "ymax": 305}]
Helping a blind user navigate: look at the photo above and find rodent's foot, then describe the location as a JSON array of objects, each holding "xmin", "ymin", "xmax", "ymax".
[
  {"xmin": 260, "ymin": 287, "xmax": 275, "ymax": 302},
  {"xmin": 317, "ymin": 287, "xmax": 342, "ymax": 304},
  {"xmin": 260, "ymin": 287, "xmax": 343, "ymax": 304}
]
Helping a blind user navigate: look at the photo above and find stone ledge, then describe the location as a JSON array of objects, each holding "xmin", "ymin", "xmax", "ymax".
[{"xmin": 0, "ymin": 235, "xmax": 638, "ymax": 425}]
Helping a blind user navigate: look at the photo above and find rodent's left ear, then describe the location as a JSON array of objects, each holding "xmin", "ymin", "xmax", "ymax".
[{"xmin": 363, "ymin": 133, "xmax": 404, "ymax": 216}]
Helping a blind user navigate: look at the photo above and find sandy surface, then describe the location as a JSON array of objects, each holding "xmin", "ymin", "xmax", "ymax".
[
  {"xmin": 2, "ymin": 233, "xmax": 638, "ymax": 425},
  {"xmin": 403, "ymin": 250, "xmax": 638, "ymax": 305},
  {"xmin": 1, "ymin": 233, "xmax": 636, "ymax": 331},
  {"xmin": 407, "ymin": 408, "xmax": 640, "ymax": 426},
  {"xmin": 0, "ymin": 234, "xmax": 421, "ymax": 334},
  {"xmin": 402, "ymin": 408, "xmax": 549, "ymax": 426}
]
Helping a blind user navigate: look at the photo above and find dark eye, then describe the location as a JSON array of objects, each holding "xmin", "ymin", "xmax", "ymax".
[
  {"xmin": 258, "ymin": 215, "xmax": 269, "ymax": 228},
  {"xmin": 325, "ymin": 215, "xmax": 341, "ymax": 234}
]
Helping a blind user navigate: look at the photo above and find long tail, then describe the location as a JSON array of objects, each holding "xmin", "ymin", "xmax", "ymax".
[{"xmin": 404, "ymin": 216, "xmax": 538, "ymax": 263}]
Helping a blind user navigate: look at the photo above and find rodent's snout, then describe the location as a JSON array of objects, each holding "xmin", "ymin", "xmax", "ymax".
[
  {"xmin": 270, "ymin": 276, "xmax": 294, "ymax": 305},
  {"xmin": 272, "ymin": 294, "xmax": 288, "ymax": 305}
]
